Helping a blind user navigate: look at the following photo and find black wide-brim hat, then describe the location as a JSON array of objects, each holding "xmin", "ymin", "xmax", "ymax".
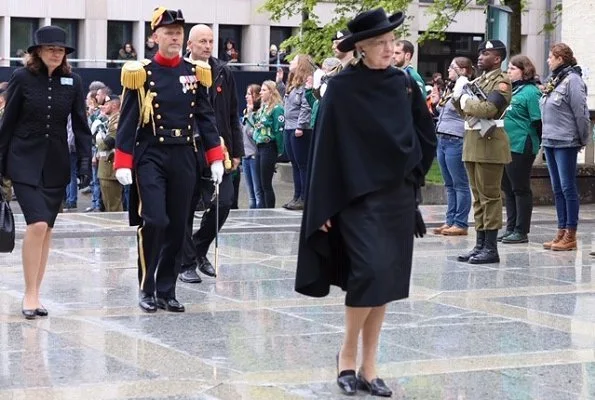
[
  {"xmin": 151, "ymin": 6, "xmax": 185, "ymax": 31},
  {"xmin": 27, "ymin": 26, "xmax": 75, "ymax": 54},
  {"xmin": 338, "ymin": 8, "xmax": 405, "ymax": 52}
]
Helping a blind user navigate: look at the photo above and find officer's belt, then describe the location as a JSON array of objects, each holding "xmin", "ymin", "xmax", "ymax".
[
  {"xmin": 465, "ymin": 119, "xmax": 505, "ymax": 130},
  {"xmin": 155, "ymin": 128, "xmax": 193, "ymax": 138}
]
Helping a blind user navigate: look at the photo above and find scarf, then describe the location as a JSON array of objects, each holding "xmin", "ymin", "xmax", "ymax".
[{"xmin": 543, "ymin": 64, "xmax": 581, "ymax": 95}]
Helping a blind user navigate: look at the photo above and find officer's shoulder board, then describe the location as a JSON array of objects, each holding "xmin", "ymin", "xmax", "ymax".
[
  {"xmin": 121, "ymin": 59, "xmax": 151, "ymax": 90},
  {"xmin": 184, "ymin": 58, "xmax": 212, "ymax": 88}
]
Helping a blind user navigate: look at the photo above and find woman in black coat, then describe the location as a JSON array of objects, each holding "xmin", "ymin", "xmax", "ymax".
[
  {"xmin": 0, "ymin": 26, "xmax": 91, "ymax": 319},
  {"xmin": 295, "ymin": 9, "xmax": 436, "ymax": 397}
]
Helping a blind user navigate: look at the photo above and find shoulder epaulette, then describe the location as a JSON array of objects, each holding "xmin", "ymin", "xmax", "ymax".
[
  {"xmin": 120, "ymin": 60, "xmax": 149, "ymax": 90},
  {"xmin": 184, "ymin": 58, "xmax": 212, "ymax": 88}
]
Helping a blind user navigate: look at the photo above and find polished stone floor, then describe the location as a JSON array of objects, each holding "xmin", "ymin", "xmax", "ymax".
[{"xmin": 2, "ymin": 206, "xmax": 595, "ymax": 399}]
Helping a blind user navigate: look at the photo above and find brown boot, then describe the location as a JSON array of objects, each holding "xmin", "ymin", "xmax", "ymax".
[
  {"xmin": 543, "ymin": 229, "xmax": 565, "ymax": 250},
  {"xmin": 551, "ymin": 229, "xmax": 577, "ymax": 251},
  {"xmin": 433, "ymin": 224, "xmax": 450, "ymax": 235}
]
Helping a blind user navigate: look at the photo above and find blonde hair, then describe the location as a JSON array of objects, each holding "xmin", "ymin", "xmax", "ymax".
[
  {"xmin": 261, "ymin": 80, "xmax": 282, "ymax": 113},
  {"xmin": 287, "ymin": 54, "xmax": 315, "ymax": 93}
]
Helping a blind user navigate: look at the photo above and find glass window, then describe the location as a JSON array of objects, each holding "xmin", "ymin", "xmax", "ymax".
[
  {"xmin": 10, "ymin": 18, "xmax": 39, "ymax": 66},
  {"xmin": 219, "ymin": 25, "xmax": 242, "ymax": 63},
  {"xmin": 107, "ymin": 21, "xmax": 134, "ymax": 67},
  {"xmin": 52, "ymin": 19, "xmax": 79, "ymax": 64}
]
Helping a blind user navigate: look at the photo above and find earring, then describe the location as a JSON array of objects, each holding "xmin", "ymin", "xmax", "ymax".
[{"xmin": 361, "ymin": 50, "xmax": 366, "ymax": 58}]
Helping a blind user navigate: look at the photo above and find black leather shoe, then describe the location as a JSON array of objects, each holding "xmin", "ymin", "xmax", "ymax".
[
  {"xmin": 139, "ymin": 293, "xmax": 157, "ymax": 313},
  {"xmin": 156, "ymin": 297, "xmax": 185, "ymax": 312},
  {"xmin": 22, "ymin": 309, "xmax": 37, "ymax": 320},
  {"xmin": 336, "ymin": 353, "xmax": 357, "ymax": 396},
  {"xmin": 179, "ymin": 268, "xmax": 202, "ymax": 283},
  {"xmin": 35, "ymin": 307, "xmax": 48, "ymax": 317},
  {"xmin": 357, "ymin": 371, "xmax": 393, "ymax": 397},
  {"xmin": 198, "ymin": 256, "xmax": 216, "ymax": 277},
  {"xmin": 469, "ymin": 230, "xmax": 500, "ymax": 264}
]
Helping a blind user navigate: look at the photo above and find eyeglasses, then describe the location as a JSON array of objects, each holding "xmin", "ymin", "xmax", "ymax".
[{"xmin": 448, "ymin": 64, "xmax": 458, "ymax": 69}]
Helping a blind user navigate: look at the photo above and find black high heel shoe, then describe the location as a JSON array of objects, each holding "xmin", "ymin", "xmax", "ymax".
[
  {"xmin": 35, "ymin": 307, "xmax": 48, "ymax": 317},
  {"xmin": 336, "ymin": 352, "xmax": 357, "ymax": 396},
  {"xmin": 356, "ymin": 371, "xmax": 393, "ymax": 397}
]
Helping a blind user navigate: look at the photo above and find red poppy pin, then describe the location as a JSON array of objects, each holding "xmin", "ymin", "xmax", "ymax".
[{"xmin": 216, "ymin": 86, "xmax": 222, "ymax": 93}]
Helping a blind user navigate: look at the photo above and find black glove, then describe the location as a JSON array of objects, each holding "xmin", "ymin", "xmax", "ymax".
[
  {"xmin": 414, "ymin": 207, "xmax": 426, "ymax": 238},
  {"xmin": 78, "ymin": 174, "xmax": 90, "ymax": 190}
]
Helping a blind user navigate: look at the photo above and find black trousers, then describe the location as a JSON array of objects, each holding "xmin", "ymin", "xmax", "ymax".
[
  {"xmin": 135, "ymin": 144, "xmax": 196, "ymax": 298},
  {"xmin": 257, "ymin": 142, "xmax": 278, "ymax": 208},
  {"xmin": 179, "ymin": 171, "xmax": 234, "ymax": 269},
  {"xmin": 501, "ymin": 137, "xmax": 536, "ymax": 234}
]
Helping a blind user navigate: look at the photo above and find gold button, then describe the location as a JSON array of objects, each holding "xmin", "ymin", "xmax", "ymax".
[
  {"xmin": 150, "ymin": 81, "xmax": 155, "ymax": 86},
  {"xmin": 187, "ymin": 125, "xmax": 191, "ymax": 130},
  {"xmin": 136, "ymin": 141, "xmax": 139, "ymax": 146},
  {"xmin": 159, "ymin": 137, "xmax": 164, "ymax": 143},
  {"xmin": 186, "ymin": 137, "xmax": 190, "ymax": 142},
  {"xmin": 192, "ymin": 90, "xmax": 196, "ymax": 94},
  {"xmin": 191, "ymin": 67, "xmax": 196, "ymax": 72},
  {"xmin": 189, "ymin": 113, "xmax": 193, "ymax": 118},
  {"xmin": 147, "ymin": 71, "xmax": 152, "ymax": 76},
  {"xmin": 156, "ymin": 115, "xmax": 162, "ymax": 120},
  {"xmin": 159, "ymin": 126, "xmax": 164, "ymax": 130},
  {"xmin": 488, "ymin": 137, "xmax": 492, "ymax": 140},
  {"xmin": 191, "ymin": 101, "xmax": 195, "ymax": 106},
  {"xmin": 154, "ymin": 103, "xmax": 159, "ymax": 108}
]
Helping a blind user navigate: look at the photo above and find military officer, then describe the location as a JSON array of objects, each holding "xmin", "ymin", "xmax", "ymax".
[
  {"xmin": 96, "ymin": 95, "xmax": 122, "ymax": 211},
  {"xmin": 452, "ymin": 40, "xmax": 512, "ymax": 264},
  {"xmin": 114, "ymin": 6, "xmax": 224, "ymax": 313}
]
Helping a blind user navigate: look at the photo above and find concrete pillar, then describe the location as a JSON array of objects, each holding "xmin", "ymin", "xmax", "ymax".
[
  {"xmin": 242, "ymin": 24, "xmax": 269, "ymax": 69},
  {"xmin": 0, "ymin": 17, "xmax": 9, "ymax": 67},
  {"xmin": 212, "ymin": 22, "xmax": 220, "ymax": 59}
]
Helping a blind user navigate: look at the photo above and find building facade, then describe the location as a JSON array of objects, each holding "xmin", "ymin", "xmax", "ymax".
[{"xmin": 0, "ymin": 0, "xmax": 559, "ymax": 79}]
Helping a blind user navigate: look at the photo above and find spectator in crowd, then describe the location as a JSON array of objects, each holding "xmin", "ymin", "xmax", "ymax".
[
  {"xmin": 499, "ymin": 55, "xmax": 542, "ymax": 244},
  {"xmin": 393, "ymin": 39, "xmax": 425, "ymax": 94},
  {"xmin": 305, "ymin": 57, "xmax": 341, "ymax": 128},
  {"xmin": 431, "ymin": 57, "xmax": 474, "ymax": 236},
  {"xmin": 242, "ymin": 84, "xmax": 264, "ymax": 208},
  {"xmin": 118, "ymin": 42, "xmax": 137, "ymax": 61},
  {"xmin": 540, "ymin": 43, "xmax": 590, "ymax": 251},
  {"xmin": 0, "ymin": 26, "xmax": 91, "ymax": 319},
  {"xmin": 331, "ymin": 30, "xmax": 354, "ymax": 72},
  {"xmin": 221, "ymin": 38, "xmax": 239, "ymax": 64},
  {"xmin": 283, "ymin": 54, "xmax": 314, "ymax": 211},
  {"xmin": 252, "ymin": 80, "xmax": 284, "ymax": 208},
  {"xmin": 269, "ymin": 44, "xmax": 279, "ymax": 71},
  {"xmin": 96, "ymin": 96, "xmax": 122, "ymax": 211},
  {"xmin": 145, "ymin": 36, "xmax": 157, "ymax": 59}
]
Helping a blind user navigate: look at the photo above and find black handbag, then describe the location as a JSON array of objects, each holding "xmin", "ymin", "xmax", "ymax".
[{"xmin": 0, "ymin": 191, "xmax": 15, "ymax": 253}]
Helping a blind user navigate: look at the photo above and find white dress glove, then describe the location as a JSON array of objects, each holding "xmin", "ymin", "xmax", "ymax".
[
  {"xmin": 210, "ymin": 160, "xmax": 224, "ymax": 185},
  {"xmin": 115, "ymin": 168, "xmax": 133, "ymax": 186},
  {"xmin": 452, "ymin": 76, "xmax": 469, "ymax": 99}
]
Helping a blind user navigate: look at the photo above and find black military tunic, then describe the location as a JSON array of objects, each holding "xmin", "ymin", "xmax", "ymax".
[{"xmin": 114, "ymin": 53, "xmax": 222, "ymax": 299}]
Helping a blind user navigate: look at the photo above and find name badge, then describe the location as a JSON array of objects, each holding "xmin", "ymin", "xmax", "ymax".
[{"xmin": 61, "ymin": 77, "xmax": 74, "ymax": 86}]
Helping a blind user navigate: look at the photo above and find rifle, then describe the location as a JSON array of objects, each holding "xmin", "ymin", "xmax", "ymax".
[{"xmin": 461, "ymin": 80, "xmax": 497, "ymax": 137}]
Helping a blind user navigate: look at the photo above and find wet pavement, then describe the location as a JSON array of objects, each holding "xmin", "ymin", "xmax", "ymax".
[{"xmin": 2, "ymin": 205, "xmax": 595, "ymax": 399}]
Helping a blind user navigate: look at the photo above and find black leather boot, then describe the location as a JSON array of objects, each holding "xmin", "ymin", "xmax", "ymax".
[
  {"xmin": 457, "ymin": 230, "xmax": 485, "ymax": 262},
  {"xmin": 469, "ymin": 230, "xmax": 500, "ymax": 264}
]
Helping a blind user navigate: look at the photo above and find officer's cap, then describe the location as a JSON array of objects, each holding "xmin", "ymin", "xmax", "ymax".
[
  {"xmin": 478, "ymin": 40, "xmax": 507, "ymax": 60},
  {"xmin": 332, "ymin": 29, "xmax": 350, "ymax": 42},
  {"xmin": 151, "ymin": 7, "xmax": 185, "ymax": 31}
]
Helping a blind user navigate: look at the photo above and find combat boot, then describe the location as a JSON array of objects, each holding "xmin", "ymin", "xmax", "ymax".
[
  {"xmin": 469, "ymin": 230, "xmax": 500, "ymax": 264},
  {"xmin": 457, "ymin": 231, "xmax": 485, "ymax": 262},
  {"xmin": 543, "ymin": 229, "xmax": 565, "ymax": 250},
  {"xmin": 551, "ymin": 228, "xmax": 577, "ymax": 251}
]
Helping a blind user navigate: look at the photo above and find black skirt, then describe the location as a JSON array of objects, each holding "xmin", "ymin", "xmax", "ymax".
[
  {"xmin": 13, "ymin": 182, "xmax": 65, "ymax": 228},
  {"xmin": 337, "ymin": 180, "xmax": 416, "ymax": 307}
]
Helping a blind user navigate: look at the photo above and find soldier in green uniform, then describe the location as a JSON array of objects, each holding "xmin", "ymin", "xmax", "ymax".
[
  {"xmin": 452, "ymin": 40, "xmax": 512, "ymax": 264},
  {"xmin": 96, "ymin": 96, "xmax": 122, "ymax": 211}
]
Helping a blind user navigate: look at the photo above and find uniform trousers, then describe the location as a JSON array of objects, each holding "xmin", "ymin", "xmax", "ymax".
[
  {"xmin": 135, "ymin": 143, "xmax": 196, "ymax": 298},
  {"xmin": 99, "ymin": 179, "xmax": 123, "ymax": 211},
  {"xmin": 465, "ymin": 162, "xmax": 505, "ymax": 231},
  {"xmin": 179, "ymin": 171, "xmax": 234, "ymax": 269}
]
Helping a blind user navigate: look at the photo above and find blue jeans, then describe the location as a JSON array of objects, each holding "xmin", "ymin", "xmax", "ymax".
[
  {"xmin": 544, "ymin": 146, "xmax": 580, "ymax": 229},
  {"xmin": 243, "ymin": 156, "xmax": 263, "ymax": 208},
  {"xmin": 65, "ymin": 152, "xmax": 78, "ymax": 205},
  {"xmin": 437, "ymin": 135, "xmax": 471, "ymax": 228},
  {"xmin": 91, "ymin": 147, "xmax": 102, "ymax": 210},
  {"xmin": 284, "ymin": 129, "xmax": 312, "ymax": 201}
]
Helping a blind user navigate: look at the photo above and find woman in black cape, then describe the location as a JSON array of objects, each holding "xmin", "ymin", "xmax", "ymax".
[{"xmin": 295, "ymin": 8, "xmax": 436, "ymax": 397}]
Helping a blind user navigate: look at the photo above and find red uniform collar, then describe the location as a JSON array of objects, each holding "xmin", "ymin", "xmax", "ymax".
[{"xmin": 154, "ymin": 52, "xmax": 181, "ymax": 67}]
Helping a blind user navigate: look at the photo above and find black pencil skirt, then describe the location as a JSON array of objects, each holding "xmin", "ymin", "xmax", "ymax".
[
  {"xmin": 13, "ymin": 182, "xmax": 65, "ymax": 228},
  {"xmin": 337, "ymin": 180, "xmax": 416, "ymax": 307}
]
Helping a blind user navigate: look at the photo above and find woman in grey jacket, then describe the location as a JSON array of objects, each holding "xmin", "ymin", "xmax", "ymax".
[
  {"xmin": 540, "ymin": 43, "xmax": 590, "ymax": 251},
  {"xmin": 283, "ymin": 54, "xmax": 314, "ymax": 210}
]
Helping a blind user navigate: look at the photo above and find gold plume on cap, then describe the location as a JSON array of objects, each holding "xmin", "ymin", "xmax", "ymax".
[{"xmin": 151, "ymin": 6, "xmax": 167, "ymax": 31}]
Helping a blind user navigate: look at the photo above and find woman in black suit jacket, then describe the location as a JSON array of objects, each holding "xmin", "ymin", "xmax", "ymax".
[{"xmin": 0, "ymin": 26, "xmax": 92, "ymax": 319}]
